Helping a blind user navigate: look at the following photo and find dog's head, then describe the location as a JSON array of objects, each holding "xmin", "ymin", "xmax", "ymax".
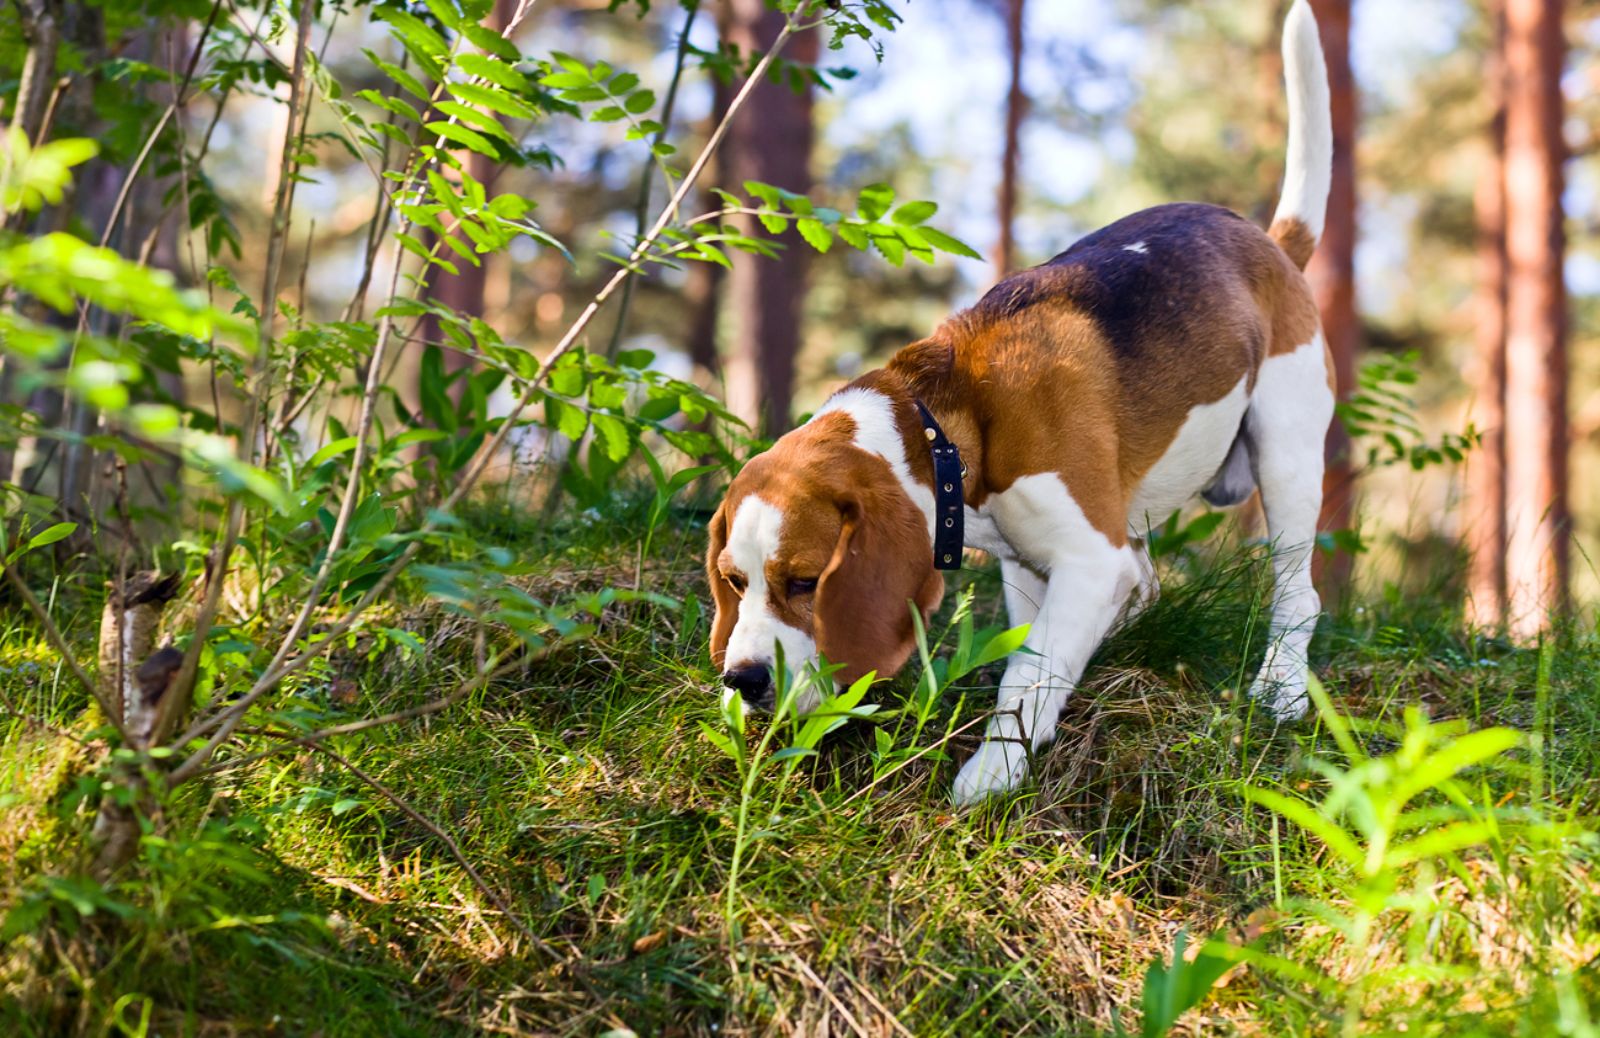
[{"xmin": 706, "ymin": 426, "xmax": 943, "ymax": 712}]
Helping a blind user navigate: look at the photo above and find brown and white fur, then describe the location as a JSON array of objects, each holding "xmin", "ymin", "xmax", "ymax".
[{"xmin": 706, "ymin": 0, "xmax": 1334, "ymax": 803}]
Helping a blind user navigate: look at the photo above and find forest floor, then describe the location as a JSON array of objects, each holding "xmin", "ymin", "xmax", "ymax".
[{"xmin": 3, "ymin": 493, "xmax": 1599, "ymax": 1036}]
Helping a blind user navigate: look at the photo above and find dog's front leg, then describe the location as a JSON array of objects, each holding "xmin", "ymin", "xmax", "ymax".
[{"xmin": 954, "ymin": 534, "xmax": 1138, "ymax": 804}]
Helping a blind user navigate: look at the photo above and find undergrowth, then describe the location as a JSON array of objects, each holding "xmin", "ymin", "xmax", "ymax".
[{"xmin": 3, "ymin": 492, "xmax": 1598, "ymax": 1036}]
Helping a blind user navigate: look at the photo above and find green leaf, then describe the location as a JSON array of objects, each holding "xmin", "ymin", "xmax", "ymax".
[
  {"xmin": 308, "ymin": 437, "xmax": 360, "ymax": 468},
  {"xmin": 1242, "ymin": 786, "xmax": 1365, "ymax": 868},
  {"xmin": 549, "ymin": 361, "xmax": 585, "ymax": 397},
  {"xmin": 796, "ymin": 219, "xmax": 832, "ymax": 253},
  {"xmin": 873, "ymin": 232, "xmax": 905, "ymax": 266},
  {"xmin": 624, "ymin": 89, "xmax": 656, "ymax": 114},
  {"xmin": 541, "ymin": 71, "xmax": 592, "ymax": 90},
  {"xmin": 1388, "ymin": 728, "xmax": 1521, "ymax": 809},
  {"xmin": 1385, "ymin": 821, "xmax": 1498, "ymax": 869},
  {"xmin": 591, "ymin": 414, "xmax": 632, "ymax": 462},
  {"xmin": 390, "ymin": 428, "xmax": 451, "ymax": 450},
  {"xmin": 355, "ymin": 88, "xmax": 423, "ymax": 123},
  {"xmin": 426, "ymin": 121, "xmax": 498, "ymax": 158},
  {"xmin": 376, "ymin": 8, "xmax": 450, "ymax": 59},
  {"xmin": 698, "ymin": 721, "xmax": 737, "ymax": 760},
  {"xmin": 917, "ymin": 226, "xmax": 983, "ymax": 260},
  {"xmin": 968, "ymin": 624, "xmax": 1031, "ymax": 672},
  {"xmin": 447, "ymin": 81, "xmax": 537, "ymax": 119},
  {"xmin": 837, "ymin": 223, "xmax": 869, "ymax": 251},
  {"xmin": 433, "ymin": 101, "xmax": 516, "ymax": 142},
  {"xmin": 1140, "ymin": 930, "xmax": 1235, "ymax": 1038},
  {"xmin": 549, "ymin": 399, "xmax": 588, "ymax": 441},
  {"xmin": 9, "ymin": 521, "xmax": 77, "ymax": 562},
  {"xmin": 857, "ymin": 183, "xmax": 894, "ymax": 220},
  {"xmin": 27, "ymin": 521, "xmax": 78, "ymax": 551},
  {"xmin": 890, "ymin": 200, "xmax": 937, "ymax": 225},
  {"xmin": 421, "ymin": 0, "xmax": 464, "ymax": 30},
  {"xmin": 459, "ymin": 53, "xmax": 526, "ymax": 91}
]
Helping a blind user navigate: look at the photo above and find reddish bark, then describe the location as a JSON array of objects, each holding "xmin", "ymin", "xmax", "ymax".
[
  {"xmin": 1502, "ymin": 0, "xmax": 1568, "ymax": 636},
  {"xmin": 993, "ymin": 0, "xmax": 1026, "ymax": 279},
  {"xmin": 722, "ymin": 0, "xmax": 816, "ymax": 437},
  {"xmin": 420, "ymin": 0, "xmax": 515, "ymax": 388},
  {"xmin": 1466, "ymin": 1, "xmax": 1509, "ymax": 629},
  {"xmin": 685, "ymin": 72, "xmax": 731, "ymax": 379},
  {"xmin": 1305, "ymin": 0, "xmax": 1358, "ymax": 601}
]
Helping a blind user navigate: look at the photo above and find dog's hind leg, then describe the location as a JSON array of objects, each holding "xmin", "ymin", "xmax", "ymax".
[{"xmin": 1243, "ymin": 332, "xmax": 1335, "ymax": 719}]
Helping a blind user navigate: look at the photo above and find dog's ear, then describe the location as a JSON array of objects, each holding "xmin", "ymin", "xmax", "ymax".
[
  {"xmin": 706, "ymin": 500, "xmax": 739, "ymax": 670},
  {"xmin": 814, "ymin": 484, "xmax": 943, "ymax": 686}
]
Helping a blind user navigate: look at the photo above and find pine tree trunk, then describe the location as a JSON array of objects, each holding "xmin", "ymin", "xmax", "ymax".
[
  {"xmin": 685, "ymin": 254, "xmax": 724, "ymax": 378},
  {"xmin": 722, "ymin": 1, "xmax": 815, "ymax": 437},
  {"xmin": 993, "ymin": 0, "xmax": 1025, "ymax": 279},
  {"xmin": 1466, "ymin": 0, "xmax": 1509, "ymax": 629},
  {"xmin": 420, "ymin": 0, "xmax": 513, "ymax": 393},
  {"xmin": 1306, "ymin": 0, "xmax": 1358, "ymax": 602},
  {"xmin": 1502, "ymin": 0, "xmax": 1568, "ymax": 637},
  {"xmin": 685, "ymin": 71, "xmax": 732, "ymax": 379}
]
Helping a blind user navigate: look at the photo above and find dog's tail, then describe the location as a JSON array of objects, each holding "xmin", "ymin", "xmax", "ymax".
[{"xmin": 1269, "ymin": 0, "xmax": 1332, "ymax": 271}]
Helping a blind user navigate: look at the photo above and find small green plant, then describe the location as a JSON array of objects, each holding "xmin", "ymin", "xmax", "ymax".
[
  {"xmin": 1116, "ymin": 928, "xmax": 1235, "ymax": 1038},
  {"xmin": 1239, "ymin": 676, "xmax": 1524, "ymax": 1035},
  {"xmin": 873, "ymin": 587, "xmax": 1030, "ymax": 778},
  {"xmin": 699, "ymin": 655, "xmax": 879, "ymax": 927},
  {"xmin": 1338, "ymin": 350, "xmax": 1477, "ymax": 472}
]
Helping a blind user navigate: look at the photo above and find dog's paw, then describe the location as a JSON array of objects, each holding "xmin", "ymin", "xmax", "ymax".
[
  {"xmin": 952, "ymin": 740, "xmax": 1030, "ymax": 805},
  {"xmin": 1248, "ymin": 661, "xmax": 1311, "ymax": 721}
]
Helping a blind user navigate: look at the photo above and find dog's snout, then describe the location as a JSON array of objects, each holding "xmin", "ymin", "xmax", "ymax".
[{"xmin": 722, "ymin": 663, "xmax": 773, "ymax": 704}]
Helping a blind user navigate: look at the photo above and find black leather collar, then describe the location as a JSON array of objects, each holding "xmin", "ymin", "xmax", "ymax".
[{"xmin": 914, "ymin": 400, "xmax": 966, "ymax": 570}]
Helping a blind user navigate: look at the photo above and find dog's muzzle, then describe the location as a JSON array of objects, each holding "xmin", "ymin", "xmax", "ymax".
[{"xmin": 722, "ymin": 663, "xmax": 773, "ymax": 709}]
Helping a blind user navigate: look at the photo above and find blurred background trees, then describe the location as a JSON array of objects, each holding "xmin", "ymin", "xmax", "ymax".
[{"xmin": 4, "ymin": 0, "xmax": 1599, "ymax": 629}]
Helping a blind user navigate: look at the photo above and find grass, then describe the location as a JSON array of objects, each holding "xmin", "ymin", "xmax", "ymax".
[{"xmin": 3, "ymin": 493, "xmax": 1599, "ymax": 1036}]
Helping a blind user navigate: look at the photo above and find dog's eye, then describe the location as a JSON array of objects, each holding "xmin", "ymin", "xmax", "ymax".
[
  {"xmin": 787, "ymin": 577, "xmax": 818, "ymax": 597},
  {"xmin": 725, "ymin": 572, "xmax": 747, "ymax": 596}
]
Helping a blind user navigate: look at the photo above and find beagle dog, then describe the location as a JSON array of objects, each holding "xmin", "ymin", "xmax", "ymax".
[{"xmin": 707, "ymin": 0, "xmax": 1334, "ymax": 803}]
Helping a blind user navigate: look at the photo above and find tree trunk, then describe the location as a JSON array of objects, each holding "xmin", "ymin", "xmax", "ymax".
[
  {"xmin": 11, "ymin": 0, "xmax": 64, "ymax": 146},
  {"xmin": 1305, "ymin": 0, "xmax": 1357, "ymax": 602},
  {"xmin": 722, "ymin": 0, "xmax": 815, "ymax": 437},
  {"xmin": 419, "ymin": 0, "xmax": 514, "ymax": 394},
  {"xmin": 1466, "ymin": 1, "xmax": 1509, "ymax": 629},
  {"xmin": 11, "ymin": 2, "xmax": 106, "ymax": 508},
  {"xmin": 685, "ymin": 72, "xmax": 732, "ymax": 379},
  {"xmin": 993, "ymin": 0, "xmax": 1026, "ymax": 279},
  {"xmin": 1502, "ymin": 0, "xmax": 1568, "ymax": 637},
  {"xmin": 685, "ymin": 250, "xmax": 724, "ymax": 378},
  {"xmin": 420, "ymin": 166, "xmax": 490, "ymax": 380}
]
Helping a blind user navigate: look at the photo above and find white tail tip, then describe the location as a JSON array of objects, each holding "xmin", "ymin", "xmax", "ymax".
[{"xmin": 1272, "ymin": 0, "xmax": 1333, "ymax": 244}]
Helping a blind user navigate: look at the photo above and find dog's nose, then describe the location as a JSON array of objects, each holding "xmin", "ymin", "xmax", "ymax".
[{"xmin": 722, "ymin": 663, "xmax": 773, "ymax": 704}]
